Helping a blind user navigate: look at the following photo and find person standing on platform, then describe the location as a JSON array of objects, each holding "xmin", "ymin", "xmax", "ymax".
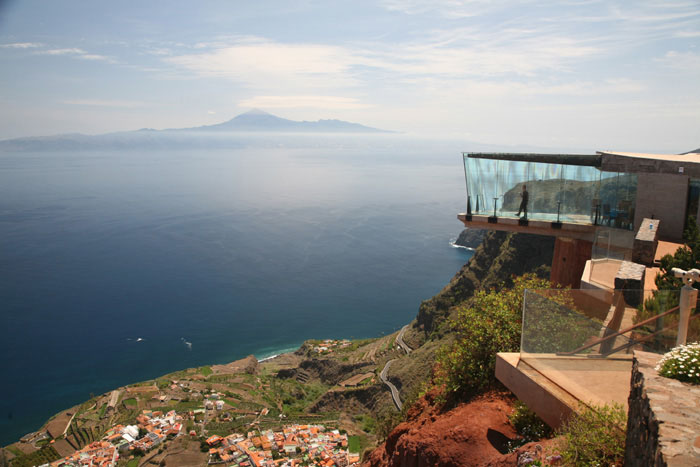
[{"xmin": 516, "ymin": 184, "xmax": 529, "ymax": 219}]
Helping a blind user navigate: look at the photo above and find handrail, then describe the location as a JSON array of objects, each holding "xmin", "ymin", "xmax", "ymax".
[
  {"xmin": 600, "ymin": 313, "xmax": 700, "ymax": 357},
  {"xmin": 557, "ymin": 305, "xmax": 680, "ymax": 356}
]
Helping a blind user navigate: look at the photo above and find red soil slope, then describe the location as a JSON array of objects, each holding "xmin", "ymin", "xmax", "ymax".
[{"xmin": 364, "ymin": 391, "xmax": 528, "ymax": 467}]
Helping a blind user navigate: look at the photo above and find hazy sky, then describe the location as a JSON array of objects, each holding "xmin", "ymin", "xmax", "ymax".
[{"xmin": 0, "ymin": 0, "xmax": 698, "ymax": 152}]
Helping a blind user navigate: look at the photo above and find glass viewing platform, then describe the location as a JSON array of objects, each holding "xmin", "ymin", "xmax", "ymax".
[{"xmin": 462, "ymin": 153, "xmax": 638, "ymax": 230}]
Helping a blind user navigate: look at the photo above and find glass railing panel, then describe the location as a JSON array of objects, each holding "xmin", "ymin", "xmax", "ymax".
[
  {"xmin": 599, "ymin": 172, "xmax": 638, "ymax": 230},
  {"xmin": 559, "ymin": 164, "xmax": 601, "ymax": 223},
  {"xmin": 465, "ymin": 156, "xmax": 499, "ymax": 215},
  {"xmin": 521, "ymin": 289, "xmax": 688, "ymax": 361},
  {"xmin": 521, "ymin": 289, "xmax": 620, "ymax": 357},
  {"xmin": 635, "ymin": 289, "xmax": 690, "ymax": 353},
  {"xmin": 588, "ymin": 229, "xmax": 635, "ymax": 286},
  {"xmin": 526, "ymin": 162, "xmax": 563, "ymax": 217},
  {"xmin": 499, "ymin": 160, "xmax": 531, "ymax": 216},
  {"xmin": 462, "ymin": 155, "xmax": 633, "ymax": 228}
]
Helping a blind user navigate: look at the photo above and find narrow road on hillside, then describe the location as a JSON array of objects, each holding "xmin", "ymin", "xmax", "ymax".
[
  {"xmin": 396, "ymin": 325, "xmax": 412, "ymax": 355},
  {"xmin": 380, "ymin": 359, "xmax": 402, "ymax": 411}
]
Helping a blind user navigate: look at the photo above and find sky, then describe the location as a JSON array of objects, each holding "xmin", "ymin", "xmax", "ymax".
[{"xmin": 0, "ymin": 0, "xmax": 699, "ymax": 152}]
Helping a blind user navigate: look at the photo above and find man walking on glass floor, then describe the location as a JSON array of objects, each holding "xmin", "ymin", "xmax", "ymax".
[{"xmin": 517, "ymin": 184, "xmax": 528, "ymax": 219}]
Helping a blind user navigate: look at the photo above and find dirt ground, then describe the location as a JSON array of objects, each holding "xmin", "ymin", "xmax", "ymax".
[{"xmin": 363, "ymin": 390, "xmax": 548, "ymax": 467}]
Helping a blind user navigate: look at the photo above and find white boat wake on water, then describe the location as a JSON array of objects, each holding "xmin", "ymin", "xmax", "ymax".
[{"xmin": 181, "ymin": 337, "xmax": 192, "ymax": 350}]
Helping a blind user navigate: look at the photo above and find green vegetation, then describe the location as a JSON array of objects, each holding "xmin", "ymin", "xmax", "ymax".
[
  {"xmin": 199, "ymin": 366, "xmax": 213, "ymax": 377},
  {"xmin": 205, "ymin": 420, "xmax": 249, "ymax": 437},
  {"xmin": 434, "ymin": 274, "xmax": 555, "ymax": 402},
  {"xmin": 9, "ymin": 446, "xmax": 60, "ymax": 467},
  {"xmin": 347, "ymin": 435, "xmax": 362, "ymax": 453},
  {"xmin": 375, "ymin": 410, "xmax": 404, "ymax": 440},
  {"xmin": 125, "ymin": 456, "xmax": 141, "ymax": 467},
  {"xmin": 98, "ymin": 403, "xmax": 107, "ymax": 418},
  {"xmin": 114, "ymin": 407, "xmax": 139, "ymax": 425},
  {"xmin": 656, "ymin": 217, "xmax": 700, "ymax": 293},
  {"xmin": 269, "ymin": 378, "xmax": 329, "ymax": 416},
  {"xmin": 6, "ymin": 446, "xmax": 22, "ymax": 457},
  {"xmin": 151, "ymin": 399, "xmax": 203, "ymax": 413},
  {"xmin": 508, "ymin": 401, "xmax": 552, "ymax": 442},
  {"xmin": 383, "ymin": 338, "xmax": 394, "ymax": 352},
  {"xmin": 656, "ymin": 342, "xmax": 700, "ymax": 384},
  {"xmin": 123, "ymin": 398, "xmax": 137, "ymax": 407},
  {"xmin": 225, "ymin": 398, "xmax": 240, "ymax": 407},
  {"xmin": 207, "ymin": 374, "xmax": 239, "ymax": 383},
  {"xmin": 556, "ymin": 403, "xmax": 626, "ymax": 467},
  {"xmin": 354, "ymin": 414, "xmax": 376, "ymax": 434}
]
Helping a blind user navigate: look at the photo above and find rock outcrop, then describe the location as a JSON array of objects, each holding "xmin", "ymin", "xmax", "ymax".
[{"xmin": 454, "ymin": 229, "xmax": 487, "ymax": 249}]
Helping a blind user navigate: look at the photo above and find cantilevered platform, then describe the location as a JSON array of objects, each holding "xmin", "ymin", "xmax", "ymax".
[
  {"xmin": 496, "ymin": 352, "xmax": 632, "ymax": 429},
  {"xmin": 458, "ymin": 213, "xmax": 597, "ymax": 241}
]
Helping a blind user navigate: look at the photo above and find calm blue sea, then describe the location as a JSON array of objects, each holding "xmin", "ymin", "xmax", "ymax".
[{"xmin": 0, "ymin": 135, "xmax": 473, "ymax": 445}]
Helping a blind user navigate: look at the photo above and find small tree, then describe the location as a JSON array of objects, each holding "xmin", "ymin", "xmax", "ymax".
[
  {"xmin": 655, "ymin": 216, "xmax": 700, "ymax": 292},
  {"xmin": 637, "ymin": 216, "xmax": 700, "ymax": 343}
]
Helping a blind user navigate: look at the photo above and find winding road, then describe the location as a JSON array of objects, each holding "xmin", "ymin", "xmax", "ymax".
[
  {"xmin": 396, "ymin": 325, "xmax": 412, "ymax": 355},
  {"xmin": 380, "ymin": 325, "xmax": 414, "ymax": 411},
  {"xmin": 380, "ymin": 359, "xmax": 402, "ymax": 411}
]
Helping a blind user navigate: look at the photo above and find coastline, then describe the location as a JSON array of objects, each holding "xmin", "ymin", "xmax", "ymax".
[
  {"xmin": 449, "ymin": 239, "xmax": 475, "ymax": 251},
  {"xmin": 3, "ymin": 337, "xmax": 360, "ymax": 448},
  {"xmin": 255, "ymin": 345, "xmax": 303, "ymax": 363}
]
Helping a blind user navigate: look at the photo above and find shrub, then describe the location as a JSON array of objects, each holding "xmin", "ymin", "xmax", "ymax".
[
  {"xmin": 509, "ymin": 401, "xmax": 552, "ymax": 442},
  {"xmin": 434, "ymin": 274, "xmax": 556, "ymax": 401},
  {"xmin": 557, "ymin": 403, "xmax": 626, "ymax": 467},
  {"xmin": 655, "ymin": 217, "xmax": 700, "ymax": 294},
  {"xmin": 655, "ymin": 342, "xmax": 700, "ymax": 384}
]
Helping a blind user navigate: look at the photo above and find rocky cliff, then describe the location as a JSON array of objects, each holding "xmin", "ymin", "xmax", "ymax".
[
  {"xmin": 416, "ymin": 230, "xmax": 554, "ymax": 338},
  {"xmin": 454, "ymin": 228, "xmax": 486, "ymax": 249}
]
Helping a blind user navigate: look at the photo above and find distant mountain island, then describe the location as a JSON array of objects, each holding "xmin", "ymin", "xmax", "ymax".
[
  {"xmin": 177, "ymin": 109, "xmax": 392, "ymax": 133},
  {"xmin": 0, "ymin": 110, "xmax": 394, "ymax": 151}
]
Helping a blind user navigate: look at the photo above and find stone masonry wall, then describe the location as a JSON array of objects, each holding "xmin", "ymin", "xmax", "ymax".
[{"xmin": 625, "ymin": 351, "xmax": 700, "ymax": 466}]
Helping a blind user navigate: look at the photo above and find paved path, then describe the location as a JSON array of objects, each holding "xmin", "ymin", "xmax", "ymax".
[
  {"xmin": 380, "ymin": 359, "xmax": 402, "ymax": 411},
  {"xmin": 395, "ymin": 325, "xmax": 412, "ymax": 355}
]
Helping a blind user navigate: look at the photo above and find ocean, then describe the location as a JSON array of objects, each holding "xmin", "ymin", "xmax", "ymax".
[{"xmin": 0, "ymin": 135, "xmax": 473, "ymax": 445}]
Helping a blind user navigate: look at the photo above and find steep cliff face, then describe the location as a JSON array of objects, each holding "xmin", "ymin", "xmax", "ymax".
[
  {"xmin": 416, "ymin": 231, "xmax": 554, "ymax": 337},
  {"xmin": 384, "ymin": 230, "xmax": 555, "ymax": 413}
]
